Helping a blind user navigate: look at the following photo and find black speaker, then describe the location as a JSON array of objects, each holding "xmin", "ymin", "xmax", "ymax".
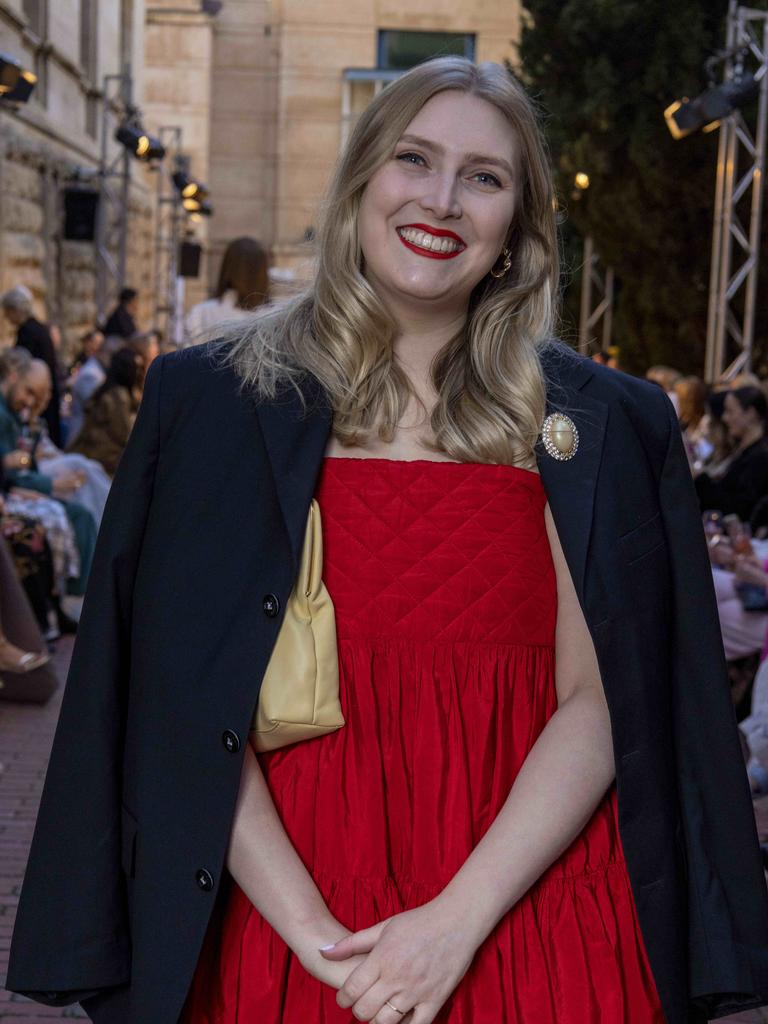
[
  {"xmin": 179, "ymin": 240, "xmax": 202, "ymax": 278},
  {"xmin": 63, "ymin": 188, "xmax": 99, "ymax": 241}
]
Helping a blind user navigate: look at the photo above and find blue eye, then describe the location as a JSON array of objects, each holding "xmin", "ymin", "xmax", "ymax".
[
  {"xmin": 396, "ymin": 151, "xmax": 426, "ymax": 166},
  {"xmin": 472, "ymin": 171, "xmax": 503, "ymax": 188}
]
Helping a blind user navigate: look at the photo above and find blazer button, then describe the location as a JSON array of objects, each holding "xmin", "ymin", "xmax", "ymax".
[
  {"xmin": 263, "ymin": 593, "xmax": 280, "ymax": 617},
  {"xmin": 196, "ymin": 868, "xmax": 214, "ymax": 892},
  {"xmin": 222, "ymin": 729, "xmax": 241, "ymax": 753}
]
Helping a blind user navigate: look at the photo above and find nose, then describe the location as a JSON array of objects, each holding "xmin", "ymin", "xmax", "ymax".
[{"xmin": 419, "ymin": 170, "xmax": 462, "ymax": 221}]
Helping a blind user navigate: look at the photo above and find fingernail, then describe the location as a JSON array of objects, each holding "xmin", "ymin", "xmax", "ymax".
[{"xmin": 318, "ymin": 943, "xmax": 336, "ymax": 950}]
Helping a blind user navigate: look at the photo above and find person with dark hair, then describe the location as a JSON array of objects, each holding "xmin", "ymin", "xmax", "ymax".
[
  {"xmin": 69, "ymin": 328, "xmax": 104, "ymax": 372},
  {"xmin": 1, "ymin": 285, "xmax": 62, "ymax": 446},
  {"xmin": 102, "ymin": 287, "xmax": 139, "ymax": 340},
  {"xmin": 696, "ymin": 385, "xmax": 768, "ymax": 521},
  {"xmin": 674, "ymin": 375, "xmax": 709, "ymax": 469},
  {"xmin": 184, "ymin": 236, "xmax": 271, "ymax": 344},
  {"xmin": 69, "ymin": 347, "xmax": 142, "ymax": 476}
]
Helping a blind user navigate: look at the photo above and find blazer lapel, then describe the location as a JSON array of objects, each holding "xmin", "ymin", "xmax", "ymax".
[
  {"xmin": 536, "ymin": 349, "xmax": 608, "ymax": 607},
  {"xmin": 254, "ymin": 382, "xmax": 333, "ymax": 578}
]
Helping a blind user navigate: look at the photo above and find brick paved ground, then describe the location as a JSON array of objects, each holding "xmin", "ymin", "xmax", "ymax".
[
  {"xmin": 0, "ymin": 636, "xmax": 86, "ymax": 1022},
  {"xmin": 0, "ymin": 637, "xmax": 767, "ymax": 1023}
]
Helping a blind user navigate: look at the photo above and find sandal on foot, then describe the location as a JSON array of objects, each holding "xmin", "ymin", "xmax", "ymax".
[{"xmin": 0, "ymin": 636, "xmax": 50, "ymax": 674}]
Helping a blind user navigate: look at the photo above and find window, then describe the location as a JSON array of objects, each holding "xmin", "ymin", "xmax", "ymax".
[
  {"xmin": 22, "ymin": 0, "xmax": 48, "ymax": 106},
  {"xmin": 80, "ymin": 0, "xmax": 98, "ymax": 80},
  {"xmin": 378, "ymin": 30, "xmax": 475, "ymax": 71},
  {"xmin": 119, "ymin": 0, "xmax": 134, "ymax": 70},
  {"xmin": 22, "ymin": 0, "xmax": 46, "ymax": 38},
  {"xmin": 80, "ymin": 0, "xmax": 98, "ymax": 136}
]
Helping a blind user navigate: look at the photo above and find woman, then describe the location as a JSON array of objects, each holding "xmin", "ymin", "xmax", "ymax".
[
  {"xmin": 7, "ymin": 58, "xmax": 768, "ymax": 1024},
  {"xmin": 70, "ymin": 348, "xmax": 142, "ymax": 476},
  {"xmin": 696, "ymin": 385, "xmax": 768, "ymax": 521},
  {"xmin": 184, "ymin": 236, "xmax": 271, "ymax": 344},
  {"xmin": 674, "ymin": 375, "xmax": 708, "ymax": 469}
]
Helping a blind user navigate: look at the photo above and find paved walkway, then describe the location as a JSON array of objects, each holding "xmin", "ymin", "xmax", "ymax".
[
  {"xmin": 0, "ymin": 638, "xmax": 767, "ymax": 1022},
  {"xmin": 0, "ymin": 637, "xmax": 87, "ymax": 1022}
]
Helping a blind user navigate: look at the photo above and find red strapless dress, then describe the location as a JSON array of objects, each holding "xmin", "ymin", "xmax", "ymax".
[{"xmin": 181, "ymin": 458, "xmax": 664, "ymax": 1023}]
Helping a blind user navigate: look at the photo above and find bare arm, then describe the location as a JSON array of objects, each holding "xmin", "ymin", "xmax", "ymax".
[
  {"xmin": 226, "ymin": 741, "xmax": 366, "ymax": 985},
  {"xmin": 434, "ymin": 502, "xmax": 616, "ymax": 944}
]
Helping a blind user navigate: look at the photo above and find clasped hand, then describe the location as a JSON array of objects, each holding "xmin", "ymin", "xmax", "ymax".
[{"xmin": 318, "ymin": 897, "xmax": 480, "ymax": 1023}]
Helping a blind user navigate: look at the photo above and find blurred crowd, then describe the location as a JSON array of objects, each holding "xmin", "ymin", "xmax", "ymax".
[
  {"xmin": 0, "ymin": 236, "xmax": 270, "ymax": 680},
  {"xmin": 0, "ymin": 283, "xmax": 158, "ymax": 672},
  {"xmin": 645, "ymin": 363, "xmax": 768, "ymax": 803}
]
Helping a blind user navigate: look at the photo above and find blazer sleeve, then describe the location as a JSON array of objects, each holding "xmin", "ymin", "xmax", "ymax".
[
  {"xmin": 5, "ymin": 354, "xmax": 164, "ymax": 1006},
  {"xmin": 658, "ymin": 395, "xmax": 768, "ymax": 1015}
]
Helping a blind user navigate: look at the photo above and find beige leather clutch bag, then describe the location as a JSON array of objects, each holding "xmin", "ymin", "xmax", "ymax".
[{"xmin": 250, "ymin": 498, "xmax": 345, "ymax": 752}]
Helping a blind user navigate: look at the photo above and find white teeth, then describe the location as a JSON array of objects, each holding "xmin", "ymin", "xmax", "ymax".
[{"xmin": 398, "ymin": 227, "xmax": 462, "ymax": 253}]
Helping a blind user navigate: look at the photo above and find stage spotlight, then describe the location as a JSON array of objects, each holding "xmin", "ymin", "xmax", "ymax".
[
  {"xmin": 115, "ymin": 122, "xmax": 166, "ymax": 161},
  {"xmin": 0, "ymin": 53, "xmax": 36, "ymax": 103},
  {"xmin": 574, "ymin": 172, "xmax": 590, "ymax": 190},
  {"xmin": 187, "ymin": 201, "xmax": 213, "ymax": 221},
  {"xmin": 665, "ymin": 73, "xmax": 760, "ymax": 139},
  {"xmin": 173, "ymin": 170, "xmax": 210, "ymax": 204}
]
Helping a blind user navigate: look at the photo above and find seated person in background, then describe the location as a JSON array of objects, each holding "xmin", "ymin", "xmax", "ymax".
[
  {"xmin": 0, "ymin": 285, "xmax": 62, "ymax": 446},
  {"xmin": 66, "ymin": 327, "xmax": 108, "ymax": 440},
  {"xmin": 70, "ymin": 347, "xmax": 141, "ymax": 476},
  {"xmin": 696, "ymin": 386, "xmax": 768, "ymax": 522},
  {"xmin": 14, "ymin": 358, "xmax": 111, "ymax": 528},
  {"xmin": 126, "ymin": 329, "xmax": 160, "ymax": 387},
  {"xmin": 709, "ymin": 534, "xmax": 768, "ymax": 661},
  {"xmin": 0, "ymin": 549, "xmax": 49, "ymax": 673},
  {"xmin": 68, "ymin": 327, "xmax": 104, "ymax": 373},
  {"xmin": 0, "ymin": 348, "xmax": 96, "ymax": 597},
  {"xmin": 742, "ymin": 655, "xmax": 768, "ymax": 794},
  {"xmin": 102, "ymin": 286, "xmax": 138, "ymax": 339},
  {"xmin": 646, "ymin": 364, "xmax": 683, "ymax": 413},
  {"xmin": 674, "ymin": 375, "xmax": 709, "ymax": 470},
  {"xmin": 0, "ymin": 456, "xmax": 59, "ymax": 646}
]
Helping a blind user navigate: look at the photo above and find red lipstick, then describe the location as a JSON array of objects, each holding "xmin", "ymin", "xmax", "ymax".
[{"xmin": 397, "ymin": 223, "xmax": 466, "ymax": 260}]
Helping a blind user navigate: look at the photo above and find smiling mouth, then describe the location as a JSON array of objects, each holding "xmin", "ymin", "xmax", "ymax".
[{"xmin": 396, "ymin": 225, "xmax": 466, "ymax": 260}]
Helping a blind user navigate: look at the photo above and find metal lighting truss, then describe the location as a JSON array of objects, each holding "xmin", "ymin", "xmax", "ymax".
[
  {"xmin": 578, "ymin": 235, "xmax": 614, "ymax": 356},
  {"xmin": 153, "ymin": 127, "xmax": 184, "ymax": 344},
  {"xmin": 95, "ymin": 68, "xmax": 133, "ymax": 326},
  {"xmin": 705, "ymin": 2, "xmax": 768, "ymax": 382}
]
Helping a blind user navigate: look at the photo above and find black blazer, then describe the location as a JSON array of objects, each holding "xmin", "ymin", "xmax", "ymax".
[
  {"xmin": 695, "ymin": 437, "xmax": 768, "ymax": 522},
  {"xmin": 6, "ymin": 340, "xmax": 768, "ymax": 1023}
]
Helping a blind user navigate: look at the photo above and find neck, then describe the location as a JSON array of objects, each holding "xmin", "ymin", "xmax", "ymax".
[{"xmin": 738, "ymin": 423, "xmax": 764, "ymax": 450}]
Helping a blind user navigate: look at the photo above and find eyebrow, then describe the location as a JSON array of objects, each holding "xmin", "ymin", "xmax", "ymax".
[{"xmin": 397, "ymin": 133, "xmax": 516, "ymax": 178}]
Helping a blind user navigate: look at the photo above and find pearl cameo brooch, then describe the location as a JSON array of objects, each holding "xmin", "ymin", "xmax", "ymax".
[{"xmin": 541, "ymin": 412, "xmax": 579, "ymax": 461}]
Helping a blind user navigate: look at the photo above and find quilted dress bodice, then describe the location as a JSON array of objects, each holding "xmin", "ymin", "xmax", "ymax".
[
  {"xmin": 318, "ymin": 457, "xmax": 555, "ymax": 647},
  {"xmin": 181, "ymin": 457, "xmax": 664, "ymax": 1024}
]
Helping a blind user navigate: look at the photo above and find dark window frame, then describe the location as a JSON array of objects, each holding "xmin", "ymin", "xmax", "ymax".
[{"xmin": 377, "ymin": 29, "xmax": 476, "ymax": 71}]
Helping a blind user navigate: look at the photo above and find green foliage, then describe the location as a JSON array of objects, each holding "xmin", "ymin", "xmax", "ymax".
[{"xmin": 517, "ymin": 0, "xmax": 768, "ymax": 375}]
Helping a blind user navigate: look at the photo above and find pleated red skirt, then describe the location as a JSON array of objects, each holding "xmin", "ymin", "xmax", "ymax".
[{"xmin": 181, "ymin": 457, "xmax": 664, "ymax": 1022}]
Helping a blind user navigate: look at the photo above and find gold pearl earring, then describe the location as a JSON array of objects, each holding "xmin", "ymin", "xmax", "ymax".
[{"xmin": 490, "ymin": 247, "xmax": 512, "ymax": 279}]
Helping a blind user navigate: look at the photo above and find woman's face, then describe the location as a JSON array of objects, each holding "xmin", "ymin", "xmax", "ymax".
[
  {"xmin": 357, "ymin": 90, "xmax": 519, "ymax": 320},
  {"xmin": 723, "ymin": 391, "xmax": 758, "ymax": 441}
]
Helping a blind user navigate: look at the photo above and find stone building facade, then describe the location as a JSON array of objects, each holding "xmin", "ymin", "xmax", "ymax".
[
  {"xmin": 143, "ymin": 0, "xmax": 521, "ymax": 302},
  {"xmin": 0, "ymin": 1, "xmax": 522, "ymax": 347},
  {"xmin": 0, "ymin": 0, "xmax": 156, "ymax": 353}
]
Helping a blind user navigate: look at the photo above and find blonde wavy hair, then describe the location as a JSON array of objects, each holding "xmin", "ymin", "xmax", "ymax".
[{"xmin": 224, "ymin": 56, "xmax": 559, "ymax": 466}]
